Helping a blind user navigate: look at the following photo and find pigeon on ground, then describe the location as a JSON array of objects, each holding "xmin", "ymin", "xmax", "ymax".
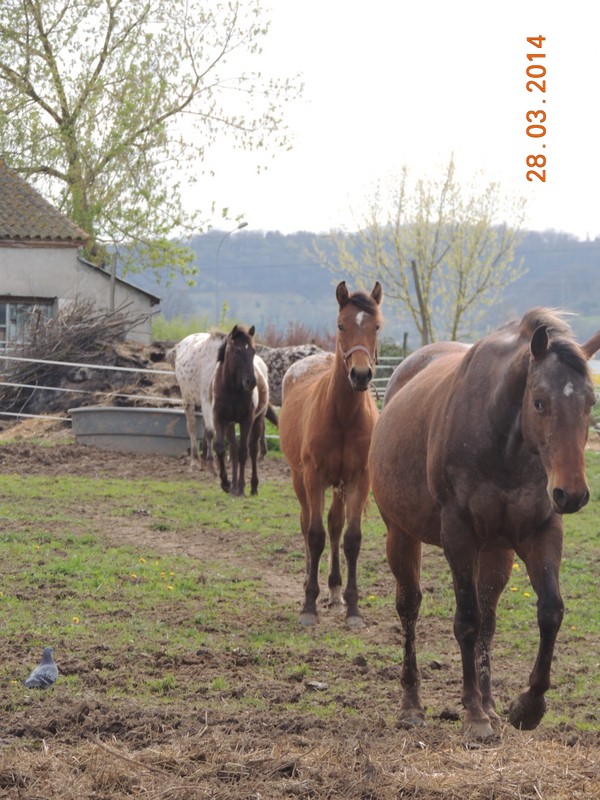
[{"xmin": 23, "ymin": 647, "xmax": 59, "ymax": 689}]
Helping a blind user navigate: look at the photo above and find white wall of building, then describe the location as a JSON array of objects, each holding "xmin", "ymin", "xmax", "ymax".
[{"xmin": 0, "ymin": 245, "xmax": 159, "ymax": 343}]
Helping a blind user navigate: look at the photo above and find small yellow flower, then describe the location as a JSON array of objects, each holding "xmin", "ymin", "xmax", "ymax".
[
  {"xmin": 138, "ymin": 557, "xmax": 147, "ymax": 564},
  {"xmin": 130, "ymin": 573, "xmax": 137, "ymax": 579},
  {"xmin": 512, "ymin": 563, "xmax": 521, "ymax": 571},
  {"xmin": 368, "ymin": 595, "xmax": 376, "ymax": 600},
  {"xmin": 167, "ymin": 585, "xmax": 174, "ymax": 591},
  {"xmin": 72, "ymin": 615, "xmax": 80, "ymax": 624},
  {"xmin": 160, "ymin": 571, "xmax": 167, "ymax": 579},
  {"xmin": 523, "ymin": 592, "xmax": 531, "ymax": 598},
  {"xmin": 510, "ymin": 587, "xmax": 518, "ymax": 592},
  {"xmin": 169, "ymin": 571, "xmax": 175, "ymax": 577}
]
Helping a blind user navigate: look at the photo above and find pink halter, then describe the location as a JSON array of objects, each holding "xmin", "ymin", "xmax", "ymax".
[{"xmin": 339, "ymin": 343, "xmax": 377, "ymax": 367}]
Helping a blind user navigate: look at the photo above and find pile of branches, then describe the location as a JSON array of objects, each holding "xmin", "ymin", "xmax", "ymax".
[{"xmin": 0, "ymin": 299, "xmax": 167, "ymax": 417}]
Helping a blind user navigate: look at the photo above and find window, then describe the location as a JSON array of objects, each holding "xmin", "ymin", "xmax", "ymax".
[{"xmin": 0, "ymin": 301, "xmax": 54, "ymax": 349}]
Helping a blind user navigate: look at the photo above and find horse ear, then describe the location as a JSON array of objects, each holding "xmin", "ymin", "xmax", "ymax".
[
  {"xmin": 230, "ymin": 325, "xmax": 238, "ymax": 337},
  {"xmin": 371, "ymin": 281, "xmax": 383, "ymax": 305},
  {"xmin": 581, "ymin": 330, "xmax": 600, "ymax": 360},
  {"xmin": 531, "ymin": 325, "xmax": 550, "ymax": 359},
  {"xmin": 336, "ymin": 281, "xmax": 349, "ymax": 308},
  {"xmin": 249, "ymin": 325, "xmax": 255, "ymax": 337}
]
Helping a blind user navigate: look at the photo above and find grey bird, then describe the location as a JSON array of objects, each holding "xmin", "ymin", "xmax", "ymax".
[{"xmin": 23, "ymin": 647, "xmax": 59, "ymax": 689}]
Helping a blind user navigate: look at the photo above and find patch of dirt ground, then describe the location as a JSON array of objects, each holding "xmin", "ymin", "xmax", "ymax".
[{"xmin": 0, "ymin": 419, "xmax": 599, "ymax": 799}]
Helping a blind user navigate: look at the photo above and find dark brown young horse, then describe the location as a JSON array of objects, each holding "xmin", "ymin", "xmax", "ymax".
[
  {"xmin": 369, "ymin": 309, "xmax": 599, "ymax": 739},
  {"xmin": 210, "ymin": 324, "xmax": 275, "ymax": 497},
  {"xmin": 279, "ymin": 281, "xmax": 383, "ymax": 628}
]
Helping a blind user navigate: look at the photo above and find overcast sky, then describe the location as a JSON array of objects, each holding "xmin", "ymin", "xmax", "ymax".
[{"xmin": 199, "ymin": 0, "xmax": 599, "ymax": 240}]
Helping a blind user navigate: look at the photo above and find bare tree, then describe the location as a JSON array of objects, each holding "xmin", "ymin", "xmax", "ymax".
[{"xmin": 322, "ymin": 158, "xmax": 526, "ymax": 345}]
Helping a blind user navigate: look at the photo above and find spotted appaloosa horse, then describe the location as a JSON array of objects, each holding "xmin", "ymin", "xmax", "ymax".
[
  {"xmin": 368, "ymin": 309, "xmax": 600, "ymax": 739},
  {"xmin": 279, "ymin": 281, "xmax": 383, "ymax": 628},
  {"xmin": 256, "ymin": 344, "xmax": 324, "ymax": 406},
  {"xmin": 210, "ymin": 324, "xmax": 276, "ymax": 497},
  {"xmin": 167, "ymin": 332, "xmax": 224, "ymax": 471}
]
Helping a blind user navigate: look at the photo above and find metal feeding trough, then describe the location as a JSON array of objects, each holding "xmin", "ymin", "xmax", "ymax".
[{"xmin": 69, "ymin": 406, "xmax": 202, "ymax": 457}]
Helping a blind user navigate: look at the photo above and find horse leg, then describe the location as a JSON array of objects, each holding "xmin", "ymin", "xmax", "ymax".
[
  {"xmin": 183, "ymin": 401, "xmax": 200, "ymax": 470},
  {"xmin": 290, "ymin": 470, "xmax": 311, "ymax": 579},
  {"xmin": 200, "ymin": 399, "xmax": 216, "ymax": 474},
  {"xmin": 386, "ymin": 520, "xmax": 425, "ymax": 726},
  {"xmin": 327, "ymin": 487, "xmax": 345, "ymax": 613},
  {"xmin": 258, "ymin": 414, "xmax": 267, "ymax": 461},
  {"xmin": 477, "ymin": 550, "xmax": 514, "ymax": 723},
  {"xmin": 226, "ymin": 422, "xmax": 240, "ymax": 494},
  {"xmin": 299, "ymin": 472, "xmax": 327, "ymax": 627},
  {"xmin": 232, "ymin": 414, "xmax": 252, "ymax": 497},
  {"xmin": 342, "ymin": 480, "xmax": 369, "ymax": 629},
  {"xmin": 248, "ymin": 415, "xmax": 262, "ymax": 495},
  {"xmin": 441, "ymin": 511, "xmax": 493, "ymax": 739},
  {"xmin": 509, "ymin": 525, "xmax": 564, "ymax": 731},
  {"xmin": 214, "ymin": 416, "xmax": 231, "ymax": 493}
]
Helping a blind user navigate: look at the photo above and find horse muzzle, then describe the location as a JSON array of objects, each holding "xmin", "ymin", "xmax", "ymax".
[
  {"xmin": 550, "ymin": 485, "xmax": 590, "ymax": 514},
  {"xmin": 342, "ymin": 344, "xmax": 375, "ymax": 392},
  {"xmin": 348, "ymin": 365, "xmax": 373, "ymax": 392}
]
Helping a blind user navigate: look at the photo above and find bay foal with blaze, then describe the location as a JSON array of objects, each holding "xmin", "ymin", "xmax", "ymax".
[{"xmin": 279, "ymin": 281, "xmax": 383, "ymax": 628}]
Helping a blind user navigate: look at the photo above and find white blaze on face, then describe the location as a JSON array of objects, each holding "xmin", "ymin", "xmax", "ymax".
[
  {"xmin": 563, "ymin": 381, "xmax": 574, "ymax": 397},
  {"xmin": 356, "ymin": 311, "xmax": 366, "ymax": 327}
]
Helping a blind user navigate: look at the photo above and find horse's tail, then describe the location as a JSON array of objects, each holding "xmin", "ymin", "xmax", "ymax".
[{"xmin": 266, "ymin": 404, "xmax": 279, "ymax": 428}]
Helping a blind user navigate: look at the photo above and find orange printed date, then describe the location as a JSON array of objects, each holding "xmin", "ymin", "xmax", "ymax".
[{"xmin": 526, "ymin": 36, "xmax": 546, "ymax": 183}]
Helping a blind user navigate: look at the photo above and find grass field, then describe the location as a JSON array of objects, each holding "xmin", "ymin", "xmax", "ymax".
[
  {"xmin": 0, "ymin": 436, "xmax": 598, "ymax": 798},
  {"xmin": 1, "ymin": 447, "xmax": 599, "ymax": 726}
]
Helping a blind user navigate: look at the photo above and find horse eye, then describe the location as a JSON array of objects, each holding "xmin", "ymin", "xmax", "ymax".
[
  {"xmin": 338, "ymin": 323, "xmax": 344, "ymax": 331},
  {"xmin": 534, "ymin": 399, "xmax": 545, "ymax": 413}
]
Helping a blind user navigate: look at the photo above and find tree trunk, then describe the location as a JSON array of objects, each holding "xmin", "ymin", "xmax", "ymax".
[{"xmin": 411, "ymin": 260, "xmax": 432, "ymax": 346}]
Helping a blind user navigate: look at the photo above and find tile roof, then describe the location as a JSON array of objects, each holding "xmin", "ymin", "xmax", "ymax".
[{"xmin": 0, "ymin": 159, "xmax": 89, "ymax": 244}]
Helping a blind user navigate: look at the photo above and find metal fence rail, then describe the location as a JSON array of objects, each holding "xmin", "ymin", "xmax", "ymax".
[
  {"xmin": 371, "ymin": 355, "xmax": 402, "ymax": 399},
  {"xmin": 0, "ymin": 354, "xmax": 181, "ymax": 423}
]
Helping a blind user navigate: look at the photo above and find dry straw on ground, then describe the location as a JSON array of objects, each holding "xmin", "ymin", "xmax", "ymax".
[{"xmin": 1, "ymin": 723, "xmax": 599, "ymax": 799}]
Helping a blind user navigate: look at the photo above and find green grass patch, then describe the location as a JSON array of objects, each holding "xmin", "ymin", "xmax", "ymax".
[{"xmin": 0, "ymin": 450, "xmax": 599, "ymax": 728}]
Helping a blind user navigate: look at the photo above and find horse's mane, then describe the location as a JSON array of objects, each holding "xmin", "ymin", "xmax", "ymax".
[
  {"xmin": 519, "ymin": 308, "xmax": 589, "ymax": 376},
  {"xmin": 348, "ymin": 289, "xmax": 383, "ymax": 321}
]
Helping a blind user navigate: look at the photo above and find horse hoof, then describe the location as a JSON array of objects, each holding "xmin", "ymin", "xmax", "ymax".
[
  {"xmin": 221, "ymin": 482, "xmax": 231, "ymax": 494},
  {"xmin": 345, "ymin": 614, "xmax": 365, "ymax": 630},
  {"xmin": 299, "ymin": 612, "xmax": 318, "ymax": 627},
  {"xmin": 463, "ymin": 718, "xmax": 495, "ymax": 741},
  {"xmin": 508, "ymin": 692, "xmax": 546, "ymax": 731},
  {"xmin": 328, "ymin": 600, "xmax": 346, "ymax": 615},
  {"xmin": 398, "ymin": 709, "xmax": 426, "ymax": 728}
]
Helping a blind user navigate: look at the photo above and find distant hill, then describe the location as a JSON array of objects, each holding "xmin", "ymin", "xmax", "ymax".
[{"xmin": 129, "ymin": 228, "xmax": 600, "ymax": 346}]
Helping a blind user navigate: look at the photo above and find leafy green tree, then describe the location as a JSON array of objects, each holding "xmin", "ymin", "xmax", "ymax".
[
  {"xmin": 0, "ymin": 0, "xmax": 300, "ymax": 280},
  {"xmin": 323, "ymin": 158, "xmax": 526, "ymax": 344}
]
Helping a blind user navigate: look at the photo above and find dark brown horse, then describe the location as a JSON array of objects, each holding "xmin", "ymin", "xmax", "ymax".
[
  {"xmin": 210, "ymin": 324, "xmax": 275, "ymax": 496},
  {"xmin": 369, "ymin": 309, "xmax": 600, "ymax": 739},
  {"xmin": 279, "ymin": 281, "xmax": 383, "ymax": 628}
]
